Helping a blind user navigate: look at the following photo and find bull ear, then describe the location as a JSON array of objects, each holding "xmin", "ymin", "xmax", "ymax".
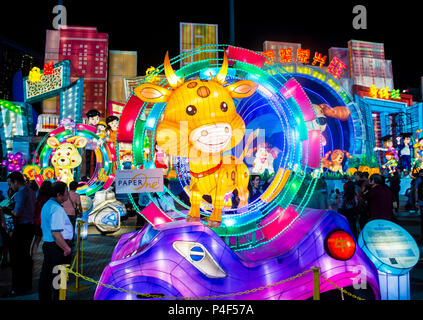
[
  {"xmin": 74, "ymin": 137, "xmax": 88, "ymax": 149},
  {"xmin": 226, "ymin": 80, "xmax": 258, "ymax": 98},
  {"xmin": 134, "ymin": 83, "xmax": 172, "ymax": 103},
  {"xmin": 47, "ymin": 137, "xmax": 60, "ymax": 149}
]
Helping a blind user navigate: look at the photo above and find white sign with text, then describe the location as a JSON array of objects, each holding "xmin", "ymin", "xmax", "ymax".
[{"xmin": 115, "ymin": 169, "xmax": 163, "ymax": 194}]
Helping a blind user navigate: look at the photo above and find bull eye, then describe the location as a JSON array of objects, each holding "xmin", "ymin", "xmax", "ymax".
[
  {"xmin": 220, "ymin": 102, "xmax": 228, "ymax": 112},
  {"xmin": 186, "ymin": 105, "xmax": 197, "ymax": 116}
]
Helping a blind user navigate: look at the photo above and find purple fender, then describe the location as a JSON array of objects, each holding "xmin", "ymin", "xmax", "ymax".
[{"xmin": 94, "ymin": 207, "xmax": 380, "ymax": 300}]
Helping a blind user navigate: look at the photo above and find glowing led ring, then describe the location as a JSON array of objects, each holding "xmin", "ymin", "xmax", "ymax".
[
  {"xmin": 33, "ymin": 124, "xmax": 116, "ymax": 196},
  {"xmin": 126, "ymin": 45, "xmax": 321, "ymax": 241}
]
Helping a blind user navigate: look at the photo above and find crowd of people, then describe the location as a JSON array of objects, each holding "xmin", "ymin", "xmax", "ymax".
[
  {"xmin": 0, "ymin": 171, "xmax": 81, "ymax": 300},
  {"xmin": 328, "ymin": 169, "xmax": 423, "ymax": 244},
  {"xmin": 1, "ymin": 165, "xmax": 423, "ymax": 300}
]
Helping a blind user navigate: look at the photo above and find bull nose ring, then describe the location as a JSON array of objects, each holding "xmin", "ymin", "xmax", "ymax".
[{"xmin": 201, "ymin": 130, "xmax": 208, "ymax": 136}]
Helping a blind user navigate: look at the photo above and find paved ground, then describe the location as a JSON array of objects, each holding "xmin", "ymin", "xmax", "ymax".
[{"xmin": 0, "ymin": 196, "xmax": 422, "ymax": 301}]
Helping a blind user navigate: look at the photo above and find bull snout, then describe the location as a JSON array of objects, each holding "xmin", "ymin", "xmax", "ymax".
[{"xmin": 190, "ymin": 123, "xmax": 232, "ymax": 153}]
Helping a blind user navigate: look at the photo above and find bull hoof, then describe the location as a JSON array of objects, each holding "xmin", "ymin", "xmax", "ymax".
[
  {"xmin": 186, "ymin": 216, "xmax": 201, "ymax": 223},
  {"xmin": 207, "ymin": 220, "xmax": 221, "ymax": 228}
]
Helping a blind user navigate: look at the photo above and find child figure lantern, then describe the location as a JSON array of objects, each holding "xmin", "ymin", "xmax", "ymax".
[
  {"xmin": 106, "ymin": 116, "xmax": 119, "ymax": 146},
  {"xmin": 374, "ymin": 135, "xmax": 399, "ymax": 160},
  {"xmin": 85, "ymin": 109, "xmax": 101, "ymax": 178},
  {"xmin": 154, "ymin": 142, "xmax": 169, "ymax": 171},
  {"xmin": 397, "ymin": 133, "xmax": 413, "ymax": 174},
  {"xmin": 134, "ymin": 52, "xmax": 257, "ymax": 227},
  {"xmin": 121, "ymin": 151, "xmax": 134, "ymax": 170},
  {"xmin": 96, "ymin": 121, "xmax": 108, "ymax": 143},
  {"xmin": 382, "ymin": 151, "xmax": 398, "ymax": 175}
]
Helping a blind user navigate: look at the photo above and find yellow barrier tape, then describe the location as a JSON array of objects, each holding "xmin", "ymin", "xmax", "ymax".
[
  {"xmin": 65, "ymin": 267, "xmax": 313, "ymax": 300},
  {"xmin": 319, "ymin": 273, "xmax": 365, "ymax": 300}
]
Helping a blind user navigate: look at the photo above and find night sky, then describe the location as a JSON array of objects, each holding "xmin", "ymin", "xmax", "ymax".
[{"xmin": 1, "ymin": 0, "xmax": 422, "ymax": 91}]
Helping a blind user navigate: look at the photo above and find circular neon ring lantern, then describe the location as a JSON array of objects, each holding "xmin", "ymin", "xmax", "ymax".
[
  {"xmin": 123, "ymin": 45, "xmax": 322, "ymax": 245},
  {"xmin": 33, "ymin": 124, "xmax": 116, "ymax": 196}
]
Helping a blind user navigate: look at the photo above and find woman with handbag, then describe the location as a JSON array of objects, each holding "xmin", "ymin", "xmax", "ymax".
[{"xmin": 62, "ymin": 181, "xmax": 83, "ymax": 236}]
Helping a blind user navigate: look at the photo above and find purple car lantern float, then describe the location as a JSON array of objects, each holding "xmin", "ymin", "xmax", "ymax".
[
  {"xmin": 95, "ymin": 205, "xmax": 380, "ymax": 300},
  {"xmin": 94, "ymin": 46, "xmax": 380, "ymax": 300}
]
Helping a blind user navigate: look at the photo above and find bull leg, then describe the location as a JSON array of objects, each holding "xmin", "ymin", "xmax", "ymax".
[
  {"xmin": 208, "ymin": 170, "xmax": 230, "ymax": 228},
  {"xmin": 237, "ymin": 164, "xmax": 250, "ymax": 207},
  {"xmin": 238, "ymin": 188, "xmax": 249, "ymax": 207},
  {"xmin": 209, "ymin": 194, "xmax": 223, "ymax": 228},
  {"xmin": 187, "ymin": 184, "xmax": 202, "ymax": 223}
]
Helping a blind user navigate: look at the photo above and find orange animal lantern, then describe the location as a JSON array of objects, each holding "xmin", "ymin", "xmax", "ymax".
[
  {"xmin": 134, "ymin": 52, "xmax": 258, "ymax": 227},
  {"xmin": 322, "ymin": 149, "xmax": 353, "ymax": 174}
]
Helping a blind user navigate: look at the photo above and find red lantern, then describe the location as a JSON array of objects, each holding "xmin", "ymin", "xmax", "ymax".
[{"xmin": 325, "ymin": 230, "xmax": 356, "ymax": 261}]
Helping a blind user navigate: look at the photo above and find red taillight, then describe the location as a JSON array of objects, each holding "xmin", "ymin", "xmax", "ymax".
[{"xmin": 325, "ymin": 230, "xmax": 356, "ymax": 261}]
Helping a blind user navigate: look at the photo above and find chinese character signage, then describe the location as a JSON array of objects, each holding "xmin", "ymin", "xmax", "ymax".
[
  {"xmin": 368, "ymin": 84, "xmax": 401, "ymax": 100},
  {"xmin": 326, "ymin": 57, "xmax": 347, "ymax": 79},
  {"xmin": 312, "ymin": 52, "xmax": 327, "ymax": 68},
  {"xmin": 296, "ymin": 49, "xmax": 310, "ymax": 64},
  {"xmin": 262, "ymin": 48, "xmax": 347, "ymax": 79},
  {"xmin": 279, "ymin": 48, "xmax": 292, "ymax": 63}
]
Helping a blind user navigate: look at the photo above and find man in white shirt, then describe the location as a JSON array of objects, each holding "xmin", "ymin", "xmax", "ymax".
[{"xmin": 38, "ymin": 181, "xmax": 73, "ymax": 301}]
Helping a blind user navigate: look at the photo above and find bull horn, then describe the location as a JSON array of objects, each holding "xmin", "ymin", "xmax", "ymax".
[
  {"xmin": 164, "ymin": 51, "xmax": 184, "ymax": 89},
  {"xmin": 214, "ymin": 51, "xmax": 228, "ymax": 84}
]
